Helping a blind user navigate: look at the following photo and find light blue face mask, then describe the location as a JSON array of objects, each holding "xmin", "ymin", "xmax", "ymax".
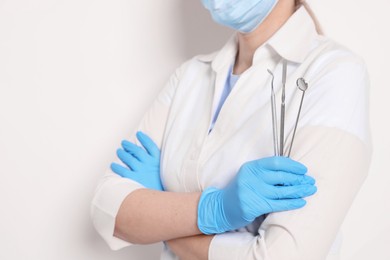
[{"xmin": 201, "ymin": 0, "xmax": 278, "ymax": 33}]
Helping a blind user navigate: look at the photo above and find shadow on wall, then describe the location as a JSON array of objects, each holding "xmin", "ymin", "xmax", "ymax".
[{"xmin": 179, "ymin": 0, "xmax": 234, "ymax": 58}]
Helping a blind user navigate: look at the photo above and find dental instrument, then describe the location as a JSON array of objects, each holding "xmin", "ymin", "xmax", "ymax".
[
  {"xmin": 267, "ymin": 69, "xmax": 279, "ymax": 156},
  {"xmin": 280, "ymin": 60, "xmax": 287, "ymax": 156},
  {"xmin": 287, "ymin": 78, "xmax": 308, "ymax": 157}
]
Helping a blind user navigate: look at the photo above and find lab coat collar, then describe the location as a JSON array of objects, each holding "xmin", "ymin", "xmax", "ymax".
[
  {"xmin": 196, "ymin": 33, "xmax": 238, "ymax": 72},
  {"xmin": 266, "ymin": 5, "xmax": 319, "ymax": 64},
  {"xmin": 196, "ymin": 5, "xmax": 319, "ymax": 69}
]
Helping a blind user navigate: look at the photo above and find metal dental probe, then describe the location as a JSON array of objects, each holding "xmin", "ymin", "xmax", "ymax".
[
  {"xmin": 287, "ymin": 78, "xmax": 308, "ymax": 157},
  {"xmin": 267, "ymin": 69, "xmax": 279, "ymax": 156},
  {"xmin": 280, "ymin": 60, "xmax": 287, "ymax": 156}
]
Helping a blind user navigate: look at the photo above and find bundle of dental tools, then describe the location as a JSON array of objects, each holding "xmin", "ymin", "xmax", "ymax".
[{"xmin": 267, "ymin": 60, "xmax": 308, "ymax": 157}]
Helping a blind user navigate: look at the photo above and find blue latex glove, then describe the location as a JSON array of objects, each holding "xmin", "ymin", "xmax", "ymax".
[
  {"xmin": 110, "ymin": 131, "xmax": 163, "ymax": 191},
  {"xmin": 197, "ymin": 156, "xmax": 317, "ymax": 234}
]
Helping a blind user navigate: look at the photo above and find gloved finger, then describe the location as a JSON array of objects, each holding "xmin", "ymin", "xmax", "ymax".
[
  {"xmin": 111, "ymin": 163, "xmax": 133, "ymax": 177},
  {"xmin": 111, "ymin": 163, "xmax": 145, "ymax": 185},
  {"xmin": 117, "ymin": 149, "xmax": 142, "ymax": 171},
  {"xmin": 261, "ymin": 171, "xmax": 315, "ymax": 186},
  {"xmin": 252, "ymin": 156, "xmax": 307, "ymax": 175},
  {"xmin": 136, "ymin": 131, "xmax": 160, "ymax": 158},
  {"xmin": 121, "ymin": 140, "xmax": 149, "ymax": 162},
  {"xmin": 266, "ymin": 198, "xmax": 307, "ymax": 212},
  {"xmin": 265, "ymin": 184, "xmax": 317, "ymax": 200}
]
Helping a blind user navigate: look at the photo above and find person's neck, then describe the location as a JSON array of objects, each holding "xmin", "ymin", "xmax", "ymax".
[{"xmin": 233, "ymin": 1, "xmax": 296, "ymax": 75}]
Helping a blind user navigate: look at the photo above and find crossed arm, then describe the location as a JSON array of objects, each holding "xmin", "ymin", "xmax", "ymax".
[
  {"xmin": 111, "ymin": 132, "xmax": 212, "ymax": 258},
  {"xmin": 114, "ymin": 188, "xmax": 211, "ymax": 259},
  {"xmin": 111, "ymin": 132, "xmax": 315, "ymax": 259},
  {"xmin": 109, "ymin": 127, "xmax": 370, "ymax": 260}
]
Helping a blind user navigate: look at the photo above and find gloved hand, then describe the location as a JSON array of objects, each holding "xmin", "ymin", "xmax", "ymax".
[
  {"xmin": 197, "ymin": 156, "xmax": 317, "ymax": 234},
  {"xmin": 111, "ymin": 131, "xmax": 163, "ymax": 191}
]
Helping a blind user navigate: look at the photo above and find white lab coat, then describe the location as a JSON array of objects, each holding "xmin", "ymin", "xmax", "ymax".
[{"xmin": 91, "ymin": 6, "xmax": 371, "ymax": 260}]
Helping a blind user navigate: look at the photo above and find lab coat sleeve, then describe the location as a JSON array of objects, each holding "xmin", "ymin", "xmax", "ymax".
[
  {"xmin": 90, "ymin": 67, "xmax": 180, "ymax": 250},
  {"xmin": 208, "ymin": 58, "xmax": 372, "ymax": 260}
]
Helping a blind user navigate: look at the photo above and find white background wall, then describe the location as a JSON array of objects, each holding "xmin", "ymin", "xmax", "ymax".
[{"xmin": 0, "ymin": 0, "xmax": 388, "ymax": 259}]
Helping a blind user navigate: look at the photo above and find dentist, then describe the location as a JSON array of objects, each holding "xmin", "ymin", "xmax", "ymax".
[{"xmin": 91, "ymin": 1, "xmax": 371, "ymax": 259}]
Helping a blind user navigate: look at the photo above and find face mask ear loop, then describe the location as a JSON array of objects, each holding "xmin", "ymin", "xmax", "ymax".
[{"xmin": 297, "ymin": 0, "xmax": 325, "ymax": 35}]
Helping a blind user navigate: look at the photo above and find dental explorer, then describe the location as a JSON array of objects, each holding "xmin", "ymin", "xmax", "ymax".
[{"xmin": 267, "ymin": 69, "xmax": 279, "ymax": 156}]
